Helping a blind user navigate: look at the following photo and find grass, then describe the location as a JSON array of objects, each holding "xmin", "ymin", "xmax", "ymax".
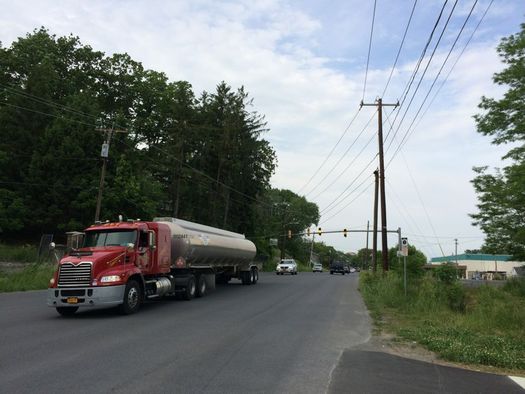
[
  {"xmin": 0, "ymin": 243, "xmax": 40, "ymax": 263},
  {"xmin": 0, "ymin": 263, "xmax": 56, "ymax": 292},
  {"xmin": 359, "ymin": 271, "xmax": 525, "ymax": 372}
]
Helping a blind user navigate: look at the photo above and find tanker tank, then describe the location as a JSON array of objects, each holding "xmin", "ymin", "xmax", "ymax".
[{"xmin": 154, "ymin": 217, "xmax": 256, "ymax": 267}]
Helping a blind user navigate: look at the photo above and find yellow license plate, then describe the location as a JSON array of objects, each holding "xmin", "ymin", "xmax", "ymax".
[{"xmin": 67, "ymin": 297, "xmax": 78, "ymax": 304}]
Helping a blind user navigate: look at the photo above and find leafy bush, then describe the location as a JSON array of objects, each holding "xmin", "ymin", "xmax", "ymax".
[
  {"xmin": 444, "ymin": 283, "xmax": 467, "ymax": 313},
  {"xmin": 434, "ymin": 263, "xmax": 458, "ymax": 284}
]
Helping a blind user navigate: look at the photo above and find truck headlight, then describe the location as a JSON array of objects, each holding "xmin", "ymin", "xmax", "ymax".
[{"xmin": 100, "ymin": 275, "xmax": 121, "ymax": 283}]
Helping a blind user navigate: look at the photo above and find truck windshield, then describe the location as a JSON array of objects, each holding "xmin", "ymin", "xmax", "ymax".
[{"xmin": 83, "ymin": 230, "xmax": 137, "ymax": 247}]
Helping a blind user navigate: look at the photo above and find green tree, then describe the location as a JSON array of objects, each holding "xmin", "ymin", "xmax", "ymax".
[
  {"xmin": 388, "ymin": 244, "xmax": 427, "ymax": 277},
  {"xmin": 472, "ymin": 23, "xmax": 525, "ymax": 260}
]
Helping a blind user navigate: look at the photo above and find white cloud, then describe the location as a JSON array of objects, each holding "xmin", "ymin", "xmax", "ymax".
[{"xmin": 1, "ymin": 0, "xmax": 522, "ymax": 258}]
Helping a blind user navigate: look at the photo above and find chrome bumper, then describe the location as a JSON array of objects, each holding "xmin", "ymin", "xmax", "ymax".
[{"xmin": 47, "ymin": 285, "xmax": 125, "ymax": 308}]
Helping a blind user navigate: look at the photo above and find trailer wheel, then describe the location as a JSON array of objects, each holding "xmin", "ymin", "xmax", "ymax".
[
  {"xmin": 241, "ymin": 271, "xmax": 251, "ymax": 285},
  {"xmin": 56, "ymin": 307, "xmax": 78, "ymax": 316},
  {"xmin": 196, "ymin": 275, "xmax": 206, "ymax": 297},
  {"xmin": 119, "ymin": 280, "xmax": 141, "ymax": 315},
  {"xmin": 182, "ymin": 276, "xmax": 196, "ymax": 300},
  {"xmin": 251, "ymin": 268, "xmax": 258, "ymax": 284}
]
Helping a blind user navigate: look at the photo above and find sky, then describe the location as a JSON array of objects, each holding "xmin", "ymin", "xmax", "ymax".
[{"xmin": 1, "ymin": 0, "xmax": 523, "ymax": 260}]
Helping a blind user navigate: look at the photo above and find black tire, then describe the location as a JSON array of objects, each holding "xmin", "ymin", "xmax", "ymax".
[
  {"xmin": 196, "ymin": 275, "xmax": 206, "ymax": 298},
  {"xmin": 182, "ymin": 275, "xmax": 196, "ymax": 300},
  {"xmin": 330, "ymin": 271, "xmax": 334, "ymax": 275},
  {"xmin": 251, "ymin": 268, "xmax": 258, "ymax": 284},
  {"xmin": 241, "ymin": 271, "xmax": 251, "ymax": 285},
  {"xmin": 342, "ymin": 272, "xmax": 345, "ymax": 275},
  {"xmin": 56, "ymin": 307, "xmax": 78, "ymax": 316},
  {"xmin": 119, "ymin": 280, "xmax": 142, "ymax": 315}
]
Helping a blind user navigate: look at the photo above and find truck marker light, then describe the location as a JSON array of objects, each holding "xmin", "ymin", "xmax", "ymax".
[{"xmin": 49, "ymin": 278, "xmax": 55, "ymax": 286}]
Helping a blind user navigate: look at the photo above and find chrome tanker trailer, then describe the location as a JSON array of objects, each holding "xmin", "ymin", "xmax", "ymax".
[{"xmin": 47, "ymin": 217, "xmax": 259, "ymax": 316}]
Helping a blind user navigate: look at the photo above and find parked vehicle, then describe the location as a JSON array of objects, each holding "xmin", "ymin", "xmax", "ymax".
[
  {"xmin": 330, "ymin": 261, "xmax": 346, "ymax": 275},
  {"xmin": 312, "ymin": 263, "xmax": 323, "ymax": 273},
  {"xmin": 276, "ymin": 259, "xmax": 297, "ymax": 275},
  {"xmin": 47, "ymin": 217, "xmax": 259, "ymax": 316}
]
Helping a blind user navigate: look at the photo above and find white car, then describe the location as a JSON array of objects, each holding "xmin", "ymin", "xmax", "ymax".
[
  {"xmin": 276, "ymin": 259, "xmax": 298, "ymax": 275},
  {"xmin": 312, "ymin": 263, "xmax": 323, "ymax": 273}
]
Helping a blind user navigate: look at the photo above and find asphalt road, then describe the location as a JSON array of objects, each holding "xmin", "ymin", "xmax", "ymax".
[{"xmin": 1, "ymin": 272, "xmax": 522, "ymax": 393}]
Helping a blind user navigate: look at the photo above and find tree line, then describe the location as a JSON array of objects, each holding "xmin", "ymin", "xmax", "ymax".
[
  {"xmin": 0, "ymin": 27, "xmax": 323, "ymax": 259},
  {"xmin": 472, "ymin": 22, "xmax": 525, "ymax": 261}
]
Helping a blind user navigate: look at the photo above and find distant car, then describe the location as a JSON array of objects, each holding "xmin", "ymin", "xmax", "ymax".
[
  {"xmin": 276, "ymin": 259, "xmax": 298, "ymax": 275},
  {"xmin": 312, "ymin": 263, "xmax": 323, "ymax": 273},
  {"xmin": 349, "ymin": 267, "xmax": 357, "ymax": 273},
  {"xmin": 330, "ymin": 261, "xmax": 346, "ymax": 275}
]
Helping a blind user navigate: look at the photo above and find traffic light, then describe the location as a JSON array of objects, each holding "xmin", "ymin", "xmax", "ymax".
[
  {"xmin": 317, "ymin": 227, "xmax": 322, "ymax": 235},
  {"xmin": 307, "ymin": 228, "xmax": 310, "ymax": 236},
  {"xmin": 287, "ymin": 229, "xmax": 292, "ymax": 239},
  {"xmin": 343, "ymin": 228, "xmax": 347, "ymax": 237}
]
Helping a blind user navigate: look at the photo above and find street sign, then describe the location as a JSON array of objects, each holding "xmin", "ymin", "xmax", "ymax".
[
  {"xmin": 401, "ymin": 237, "xmax": 408, "ymax": 257},
  {"xmin": 100, "ymin": 143, "xmax": 109, "ymax": 158}
]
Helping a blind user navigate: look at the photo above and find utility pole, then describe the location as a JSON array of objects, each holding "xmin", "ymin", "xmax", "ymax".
[
  {"xmin": 361, "ymin": 98, "xmax": 398, "ymax": 271},
  {"xmin": 372, "ymin": 170, "xmax": 379, "ymax": 272},
  {"xmin": 455, "ymin": 238, "xmax": 458, "ymax": 265},
  {"xmin": 364, "ymin": 220, "xmax": 370, "ymax": 270},
  {"xmin": 309, "ymin": 233, "xmax": 316, "ymax": 267},
  {"xmin": 94, "ymin": 126, "xmax": 128, "ymax": 222}
]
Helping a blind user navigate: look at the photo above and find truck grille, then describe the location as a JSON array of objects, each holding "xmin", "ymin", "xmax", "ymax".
[{"xmin": 58, "ymin": 262, "xmax": 92, "ymax": 287}]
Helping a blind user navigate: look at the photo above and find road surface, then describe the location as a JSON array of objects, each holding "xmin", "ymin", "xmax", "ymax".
[{"xmin": 0, "ymin": 272, "xmax": 522, "ymax": 393}]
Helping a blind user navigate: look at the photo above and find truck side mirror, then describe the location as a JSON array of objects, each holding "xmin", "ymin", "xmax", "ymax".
[
  {"xmin": 148, "ymin": 231, "xmax": 156, "ymax": 250},
  {"xmin": 49, "ymin": 242, "xmax": 56, "ymax": 250}
]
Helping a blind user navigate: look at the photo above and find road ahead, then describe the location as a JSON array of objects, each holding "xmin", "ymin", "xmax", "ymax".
[
  {"xmin": 1, "ymin": 272, "xmax": 523, "ymax": 393},
  {"xmin": 0, "ymin": 272, "xmax": 370, "ymax": 393}
]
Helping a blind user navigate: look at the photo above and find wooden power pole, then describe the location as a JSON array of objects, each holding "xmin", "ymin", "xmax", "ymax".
[
  {"xmin": 361, "ymin": 99, "xmax": 398, "ymax": 271},
  {"xmin": 94, "ymin": 126, "xmax": 128, "ymax": 222}
]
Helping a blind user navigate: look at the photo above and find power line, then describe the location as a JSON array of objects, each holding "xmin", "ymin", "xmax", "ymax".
[
  {"xmin": 383, "ymin": 0, "xmax": 450, "ymax": 144},
  {"xmin": 384, "ymin": 0, "xmax": 458, "ymax": 151},
  {"xmin": 305, "ymin": 111, "xmax": 376, "ymax": 198},
  {"xmin": 362, "ymin": 0, "xmax": 377, "ymax": 102},
  {"xmin": 319, "ymin": 153, "xmax": 378, "ymax": 214},
  {"xmin": 386, "ymin": 0, "xmax": 487, "ymax": 167},
  {"xmin": 381, "ymin": 0, "xmax": 418, "ymax": 98},
  {"xmin": 296, "ymin": 106, "xmax": 362, "ymax": 194},
  {"xmin": 320, "ymin": 180, "xmax": 374, "ymax": 225}
]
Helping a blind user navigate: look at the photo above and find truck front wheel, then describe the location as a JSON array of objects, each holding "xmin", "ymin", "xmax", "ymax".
[
  {"xmin": 119, "ymin": 280, "xmax": 142, "ymax": 315},
  {"xmin": 56, "ymin": 307, "xmax": 78, "ymax": 316}
]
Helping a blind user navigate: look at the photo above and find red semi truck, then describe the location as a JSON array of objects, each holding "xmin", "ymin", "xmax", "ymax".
[{"xmin": 47, "ymin": 217, "xmax": 259, "ymax": 316}]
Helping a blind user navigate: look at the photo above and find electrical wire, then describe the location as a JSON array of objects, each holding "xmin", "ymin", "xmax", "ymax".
[
  {"xmin": 383, "ymin": 0, "xmax": 449, "ymax": 144},
  {"xmin": 384, "ymin": 0, "xmax": 458, "ymax": 151},
  {"xmin": 386, "ymin": 0, "xmax": 488, "ymax": 168},
  {"xmin": 296, "ymin": 106, "xmax": 362, "ymax": 194},
  {"xmin": 362, "ymin": 0, "xmax": 377, "ymax": 102},
  {"xmin": 305, "ymin": 111, "xmax": 376, "ymax": 198},
  {"xmin": 381, "ymin": 0, "xmax": 418, "ymax": 98}
]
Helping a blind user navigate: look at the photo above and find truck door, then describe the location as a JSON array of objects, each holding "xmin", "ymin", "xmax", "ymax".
[{"xmin": 137, "ymin": 230, "xmax": 151, "ymax": 270}]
